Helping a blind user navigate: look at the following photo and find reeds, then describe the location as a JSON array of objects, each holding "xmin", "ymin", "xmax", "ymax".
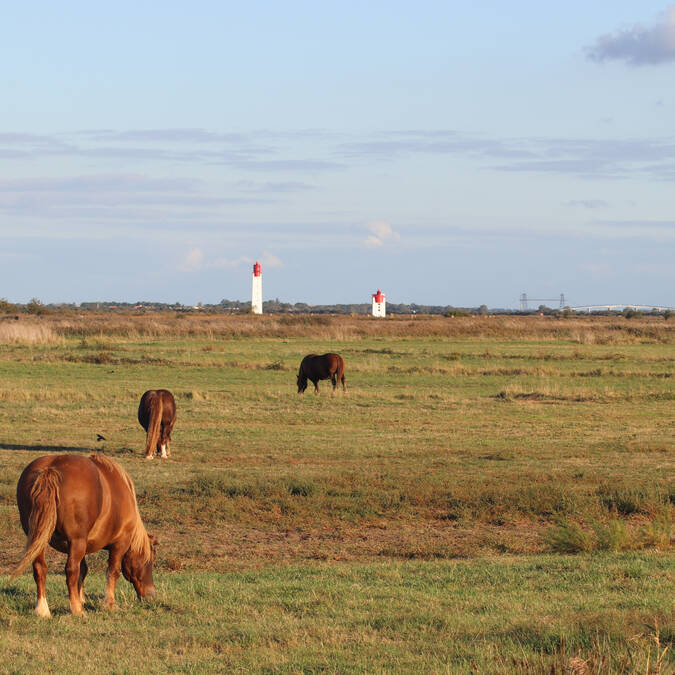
[
  {"xmin": 0, "ymin": 321, "xmax": 61, "ymax": 344},
  {"xmin": 16, "ymin": 313, "xmax": 675, "ymax": 343}
]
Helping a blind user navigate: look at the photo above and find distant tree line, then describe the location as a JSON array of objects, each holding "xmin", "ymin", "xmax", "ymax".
[{"xmin": 0, "ymin": 297, "xmax": 671, "ymax": 319}]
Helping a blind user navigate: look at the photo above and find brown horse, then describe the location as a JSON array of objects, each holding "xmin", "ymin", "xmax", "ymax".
[
  {"xmin": 297, "ymin": 353, "xmax": 346, "ymax": 394},
  {"xmin": 138, "ymin": 389, "xmax": 176, "ymax": 459},
  {"xmin": 13, "ymin": 453, "xmax": 156, "ymax": 617}
]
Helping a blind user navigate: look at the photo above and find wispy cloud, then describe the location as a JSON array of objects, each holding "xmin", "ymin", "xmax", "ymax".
[
  {"xmin": 177, "ymin": 249, "xmax": 282, "ymax": 273},
  {"xmin": 3, "ymin": 128, "xmax": 675, "ymax": 181},
  {"xmin": 586, "ymin": 6, "xmax": 675, "ymax": 66},
  {"xmin": 0, "ymin": 173, "xmax": 279, "ymax": 225},
  {"xmin": 587, "ymin": 219, "xmax": 675, "ymax": 239},
  {"xmin": 490, "ymin": 137, "xmax": 675, "ymax": 180},
  {"xmin": 566, "ymin": 199, "xmax": 609, "ymax": 209},
  {"xmin": 0, "ymin": 174, "xmax": 200, "ymax": 193},
  {"xmin": 0, "ymin": 129, "xmax": 338, "ymax": 171},
  {"xmin": 208, "ymin": 255, "xmax": 252, "ymax": 269},
  {"xmin": 260, "ymin": 251, "xmax": 283, "ymax": 268},
  {"xmin": 235, "ymin": 180, "xmax": 315, "ymax": 193},
  {"xmin": 339, "ymin": 131, "xmax": 675, "ymax": 180}
]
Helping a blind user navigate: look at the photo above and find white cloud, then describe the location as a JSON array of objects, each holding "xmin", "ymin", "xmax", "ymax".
[
  {"xmin": 180, "ymin": 247, "xmax": 204, "ymax": 272},
  {"xmin": 364, "ymin": 220, "xmax": 400, "ymax": 247},
  {"xmin": 261, "ymin": 251, "xmax": 283, "ymax": 268},
  {"xmin": 586, "ymin": 6, "xmax": 675, "ymax": 66}
]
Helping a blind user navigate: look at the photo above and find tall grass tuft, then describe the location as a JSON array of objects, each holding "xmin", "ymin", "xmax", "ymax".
[
  {"xmin": 543, "ymin": 518, "xmax": 594, "ymax": 553},
  {"xmin": 594, "ymin": 519, "xmax": 631, "ymax": 551}
]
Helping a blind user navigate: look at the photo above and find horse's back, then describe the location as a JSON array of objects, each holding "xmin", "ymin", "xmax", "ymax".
[
  {"xmin": 17, "ymin": 455, "xmax": 104, "ymax": 551},
  {"xmin": 323, "ymin": 353, "xmax": 344, "ymax": 372},
  {"xmin": 318, "ymin": 353, "xmax": 344, "ymax": 377},
  {"xmin": 300, "ymin": 353, "xmax": 344, "ymax": 378},
  {"xmin": 139, "ymin": 389, "xmax": 176, "ymax": 427}
]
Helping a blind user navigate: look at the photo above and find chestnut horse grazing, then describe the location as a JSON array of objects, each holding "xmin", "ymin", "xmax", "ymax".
[
  {"xmin": 13, "ymin": 454, "xmax": 156, "ymax": 617},
  {"xmin": 138, "ymin": 389, "xmax": 176, "ymax": 459},
  {"xmin": 297, "ymin": 353, "xmax": 346, "ymax": 394}
]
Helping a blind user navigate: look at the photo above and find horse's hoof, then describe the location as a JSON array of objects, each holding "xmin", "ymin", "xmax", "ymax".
[{"xmin": 145, "ymin": 455, "xmax": 154, "ymax": 461}]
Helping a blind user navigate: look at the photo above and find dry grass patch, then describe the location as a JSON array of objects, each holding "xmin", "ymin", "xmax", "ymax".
[{"xmin": 0, "ymin": 321, "xmax": 61, "ymax": 344}]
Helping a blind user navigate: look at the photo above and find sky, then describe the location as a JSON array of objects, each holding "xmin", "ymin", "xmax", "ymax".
[{"xmin": 1, "ymin": 1, "xmax": 674, "ymax": 308}]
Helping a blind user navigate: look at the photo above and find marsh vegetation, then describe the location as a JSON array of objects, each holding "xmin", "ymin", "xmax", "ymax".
[{"xmin": 0, "ymin": 314, "xmax": 672, "ymax": 672}]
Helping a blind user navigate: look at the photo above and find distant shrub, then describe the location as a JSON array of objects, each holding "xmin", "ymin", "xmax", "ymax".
[
  {"xmin": 0, "ymin": 298, "xmax": 17, "ymax": 313},
  {"xmin": 286, "ymin": 480, "xmax": 316, "ymax": 497},
  {"xmin": 25, "ymin": 298, "xmax": 49, "ymax": 315}
]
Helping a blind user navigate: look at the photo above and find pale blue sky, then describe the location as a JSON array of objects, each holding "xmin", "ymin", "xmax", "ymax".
[{"xmin": 1, "ymin": 1, "xmax": 673, "ymax": 307}]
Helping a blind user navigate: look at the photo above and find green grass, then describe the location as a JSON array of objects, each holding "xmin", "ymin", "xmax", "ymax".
[
  {"xmin": 0, "ymin": 317, "xmax": 673, "ymax": 671},
  {"xmin": 1, "ymin": 554, "xmax": 672, "ymax": 673}
]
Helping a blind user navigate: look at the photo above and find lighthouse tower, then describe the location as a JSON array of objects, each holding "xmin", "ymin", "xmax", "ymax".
[
  {"xmin": 252, "ymin": 261, "xmax": 262, "ymax": 314},
  {"xmin": 372, "ymin": 289, "xmax": 386, "ymax": 317}
]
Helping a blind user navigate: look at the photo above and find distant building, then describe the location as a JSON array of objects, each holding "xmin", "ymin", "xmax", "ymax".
[
  {"xmin": 372, "ymin": 289, "xmax": 386, "ymax": 317},
  {"xmin": 252, "ymin": 261, "xmax": 262, "ymax": 314}
]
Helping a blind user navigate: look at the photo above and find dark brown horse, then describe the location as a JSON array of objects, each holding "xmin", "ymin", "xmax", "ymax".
[
  {"xmin": 138, "ymin": 389, "xmax": 176, "ymax": 459},
  {"xmin": 297, "ymin": 353, "xmax": 346, "ymax": 394},
  {"xmin": 13, "ymin": 453, "xmax": 156, "ymax": 617}
]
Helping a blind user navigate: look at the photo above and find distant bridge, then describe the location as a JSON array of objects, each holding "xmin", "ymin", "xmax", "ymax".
[{"xmin": 569, "ymin": 304, "xmax": 674, "ymax": 312}]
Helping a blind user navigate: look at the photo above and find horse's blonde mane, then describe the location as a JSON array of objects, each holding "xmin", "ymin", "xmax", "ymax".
[{"xmin": 89, "ymin": 454, "xmax": 151, "ymax": 562}]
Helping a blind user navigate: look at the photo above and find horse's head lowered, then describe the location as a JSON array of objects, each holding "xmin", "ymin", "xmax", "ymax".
[
  {"xmin": 122, "ymin": 534, "xmax": 158, "ymax": 599},
  {"xmin": 297, "ymin": 373, "xmax": 308, "ymax": 394}
]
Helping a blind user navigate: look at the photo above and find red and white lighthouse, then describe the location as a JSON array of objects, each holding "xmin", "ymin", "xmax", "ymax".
[
  {"xmin": 252, "ymin": 261, "xmax": 262, "ymax": 314},
  {"xmin": 372, "ymin": 289, "xmax": 386, "ymax": 317}
]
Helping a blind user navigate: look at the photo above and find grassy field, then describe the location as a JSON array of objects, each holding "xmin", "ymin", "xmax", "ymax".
[{"xmin": 0, "ymin": 314, "xmax": 672, "ymax": 672}]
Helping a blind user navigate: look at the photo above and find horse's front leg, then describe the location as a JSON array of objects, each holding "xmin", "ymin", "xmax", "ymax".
[
  {"xmin": 313, "ymin": 379, "xmax": 320, "ymax": 394},
  {"xmin": 32, "ymin": 550, "xmax": 51, "ymax": 618},
  {"xmin": 103, "ymin": 545, "xmax": 125, "ymax": 610},
  {"xmin": 65, "ymin": 540, "xmax": 87, "ymax": 616}
]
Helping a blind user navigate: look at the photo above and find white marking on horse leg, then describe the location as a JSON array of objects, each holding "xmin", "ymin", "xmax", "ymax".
[
  {"xmin": 160, "ymin": 444, "xmax": 167, "ymax": 458},
  {"xmin": 145, "ymin": 454, "xmax": 154, "ymax": 460},
  {"xmin": 35, "ymin": 596, "xmax": 51, "ymax": 618}
]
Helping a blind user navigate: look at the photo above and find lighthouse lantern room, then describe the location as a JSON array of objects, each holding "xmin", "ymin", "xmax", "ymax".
[
  {"xmin": 252, "ymin": 261, "xmax": 262, "ymax": 314},
  {"xmin": 372, "ymin": 289, "xmax": 386, "ymax": 318}
]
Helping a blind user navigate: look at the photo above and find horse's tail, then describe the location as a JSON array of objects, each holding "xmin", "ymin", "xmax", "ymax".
[
  {"xmin": 145, "ymin": 394, "xmax": 163, "ymax": 457},
  {"xmin": 12, "ymin": 468, "xmax": 60, "ymax": 579},
  {"xmin": 336, "ymin": 355, "xmax": 346, "ymax": 390}
]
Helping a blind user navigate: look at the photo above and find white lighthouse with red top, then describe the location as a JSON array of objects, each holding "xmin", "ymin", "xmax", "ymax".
[
  {"xmin": 252, "ymin": 261, "xmax": 262, "ymax": 314},
  {"xmin": 372, "ymin": 289, "xmax": 386, "ymax": 317}
]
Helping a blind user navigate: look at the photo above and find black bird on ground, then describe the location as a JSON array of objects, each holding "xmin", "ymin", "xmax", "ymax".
[{"xmin": 96, "ymin": 434, "xmax": 106, "ymax": 442}]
